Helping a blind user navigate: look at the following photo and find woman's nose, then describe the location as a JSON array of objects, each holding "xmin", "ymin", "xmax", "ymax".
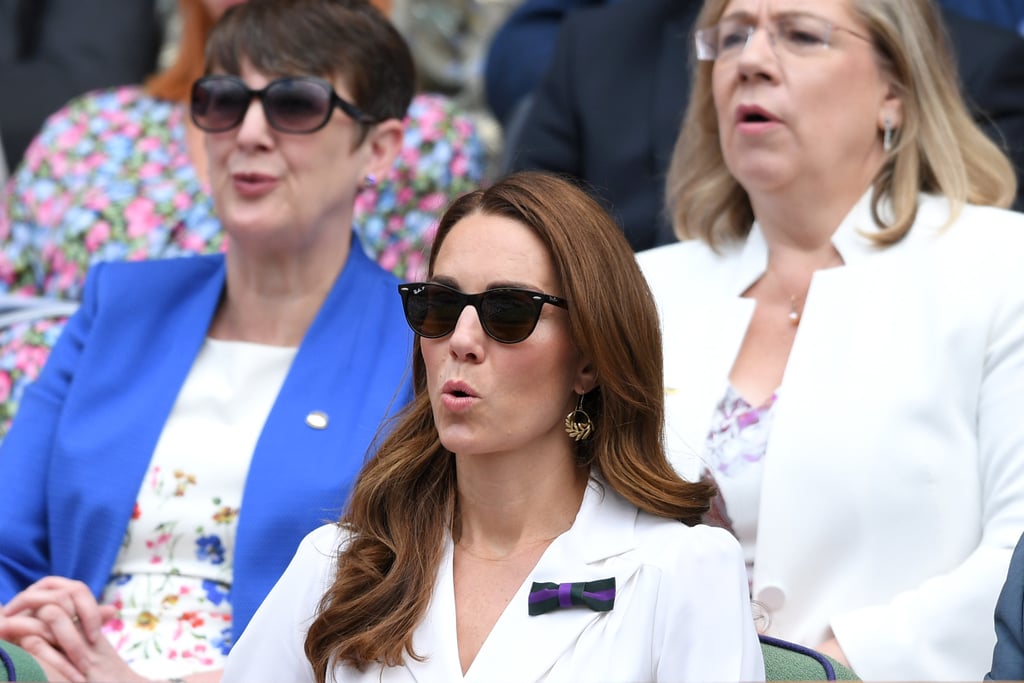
[
  {"xmin": 736, "ymin": 26, "xmax": 780, "ymax": 78},
  {"xmin": 447, "ymin": 305, "xmax": 486, "ymax": 359},
  {"xmin": 234, "ymin": 98, "xmax": 274, "ymax": 145}
]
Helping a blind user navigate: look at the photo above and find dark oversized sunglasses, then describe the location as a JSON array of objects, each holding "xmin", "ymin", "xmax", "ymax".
[
  {"xmin": 190, "ymin": 74, "xmax": 377, "ymax": 134},
  {"xmin": 398, "ymin": 281, "xmax": 569, "ymax": 344}
]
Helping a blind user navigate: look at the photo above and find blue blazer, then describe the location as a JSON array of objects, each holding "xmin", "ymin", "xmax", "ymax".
[
  {"xmin": 0, "ymin": 243, "xmax": 414, "ymax": 637},
  {"xmin": 989, "ymin": 531, "xmax": 1024, "ymax": 680}
]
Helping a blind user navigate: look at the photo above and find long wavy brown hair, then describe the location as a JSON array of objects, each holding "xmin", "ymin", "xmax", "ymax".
[
  {"xmin": 667, "ymin": 0, "xmax": 1017, "ymax": 249},
  {"xmin": 304, "ymin": 171, "xmax": 715, "ymax": 678}
]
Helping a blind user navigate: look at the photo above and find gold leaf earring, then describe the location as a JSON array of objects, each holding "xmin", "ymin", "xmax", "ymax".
[{"xmin": 564, "ymin": 393, "xmax": 593, "ymax": 442}]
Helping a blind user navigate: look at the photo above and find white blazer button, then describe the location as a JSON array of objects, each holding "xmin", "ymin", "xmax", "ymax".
[
  {"xmin": 305, "ymin": 411, "xmax": 329, "ymax": 429},
  {"xmin": 757, "ymin": 585, "xmax": 786, "ymax": 611}
]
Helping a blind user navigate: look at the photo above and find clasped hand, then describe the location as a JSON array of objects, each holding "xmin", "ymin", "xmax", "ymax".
[{"xmin": 0, "ymin": 576, "xmax": 142, "ymax": 682}]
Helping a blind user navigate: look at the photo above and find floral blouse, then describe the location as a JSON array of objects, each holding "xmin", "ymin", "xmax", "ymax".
[
  {"xmin": 100, "ymin": 338, "xmax": 296, "ymax": 677},
  {"xmin": 0, "ymin": 85, "xmax": 484, "ymax": 437},
  {"xmin": 703, "ymin": 384, "xmax": 778, "ymax": 581}
]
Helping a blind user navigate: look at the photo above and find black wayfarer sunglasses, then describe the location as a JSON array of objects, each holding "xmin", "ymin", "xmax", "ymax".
[
  {"xmin": 398, "ymin": 281, "xmax": 569, "ymax": 344},
  {"xmin": 190, "ymin": 74, "xmax": 377, "ymax": 134}
]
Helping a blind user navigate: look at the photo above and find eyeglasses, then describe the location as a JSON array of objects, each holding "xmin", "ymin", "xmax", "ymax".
[
  {"xmin": 398, "ymin": 281, "xmax": 569, "ymax": 344},
  {"xmin": 190, "ymin": 75, "xmax": 377, "ymax": 134},
  {"xmin": 695, "ymin": 14, "xmax": 871, "ymax": 61}
]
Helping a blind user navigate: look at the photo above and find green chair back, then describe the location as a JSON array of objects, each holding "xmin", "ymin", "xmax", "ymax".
[
  {"xmin": 760, "ymin": 634, "xmax": 859, "ymax": 681},
  {"xmin": 0, "ymin": 640, "xmax": 47, "ymax": 681}
]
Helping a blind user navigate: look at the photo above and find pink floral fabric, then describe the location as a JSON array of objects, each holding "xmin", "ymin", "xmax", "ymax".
[
  {"xmin": 0, "ymin": 314, "xmax": 68, "ymax": 437},
  {"xmin": 100, "ymin": 463, "xmax": 239, "ymax": 677},
  {"xmin": 705, "ymin": 385, "xmax": 777, "ymax": 478},
  {"xmin": 703, "ymin": 384, "xmax": 778, "ymax": 581}
]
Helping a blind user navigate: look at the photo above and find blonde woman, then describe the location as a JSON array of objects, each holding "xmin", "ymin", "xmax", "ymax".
[{"xmin": 638, "ymin": 0, "xmax": 1024, "ymax": 679}]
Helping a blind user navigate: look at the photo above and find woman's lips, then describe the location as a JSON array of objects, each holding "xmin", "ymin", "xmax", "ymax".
[
  {"xmin": 232, "ymin": 173, "xmax": 278, "ymax": 198},
  {"xmin": 734, "ymin": 104, "xmax": 782, "ymax": 134},
  {"xmin": 440, "ymin": 380, "xmax": 479, "ymax": 412}
]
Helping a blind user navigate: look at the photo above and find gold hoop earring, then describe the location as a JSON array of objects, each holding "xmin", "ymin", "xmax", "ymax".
[{"xmin": 564, "ymin": 393, "xmax": 593, "ymax": 442}]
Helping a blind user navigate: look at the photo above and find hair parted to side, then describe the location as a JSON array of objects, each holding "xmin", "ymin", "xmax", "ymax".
[
  {"xmin": 667, "ymin": 0, "xmax": 1017, "ymax": 249},
  {"xmin": 203, "ymin": 0, "xmax": 414, "ymax": 124},
  {"xmin": 304, "ymin": 171, "xmax": 714, "ymax": 678}
]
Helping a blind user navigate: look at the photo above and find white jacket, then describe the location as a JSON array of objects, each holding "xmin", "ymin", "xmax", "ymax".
[{"xmin": 637, "ymin": 192, "xmax": 1024, "ymax": 680}]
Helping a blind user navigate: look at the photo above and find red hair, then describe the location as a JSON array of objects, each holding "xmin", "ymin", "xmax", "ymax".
[
  {"xmin": 145, "ymin": 0, "xmax": 214, "ymax": 103},
  {"xmin": 144, "ymin": 0, "xmax": 394, "ymax": 103}
]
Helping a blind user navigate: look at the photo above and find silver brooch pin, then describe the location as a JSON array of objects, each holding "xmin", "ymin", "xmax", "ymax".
[{"xmin": 305, "ymin": 411, "xmax": 329, "ymax": 430}]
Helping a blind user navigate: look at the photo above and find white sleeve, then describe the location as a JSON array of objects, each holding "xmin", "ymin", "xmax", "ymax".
[
  {"xmin": 831, "ymin": 232, "xmax": 1024, "ymax": 681},
  {"xmin": 223, "ymin": 524, "xmax": 346, "ymax": 683},
  {"xmin": 653, "ymin": 525, "xmax": 765, "ymax": 682}
]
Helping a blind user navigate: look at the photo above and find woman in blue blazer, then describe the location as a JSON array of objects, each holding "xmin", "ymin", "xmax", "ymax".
[{"xmin": 0, "ymin": 1, "xmax": 416, "ymax": 681}]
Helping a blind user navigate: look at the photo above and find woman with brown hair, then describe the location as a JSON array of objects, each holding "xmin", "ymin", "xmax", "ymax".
[
  {"xmin": 223, "ymin": 171, "xmax": 765, "ymax": 682},
  {"xmin": 638, "ymin": 0, "xmax": 1024, "ymax": 679}
]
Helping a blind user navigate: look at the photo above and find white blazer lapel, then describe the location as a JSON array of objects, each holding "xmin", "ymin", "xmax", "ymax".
[
  {"xmin": 395, "ymin": 535, "xmax": 464, "ymax": 682},
  {"xmin": 663, "ymin": 295, "xmax": 754, "ymax": 478},
  {"xmin": 463, "ymin": 481, "xmax": 642, "ymax": 683},
  {"xmin": 640, "ymin": 236, "xmax": 766, "ymax": 479}
]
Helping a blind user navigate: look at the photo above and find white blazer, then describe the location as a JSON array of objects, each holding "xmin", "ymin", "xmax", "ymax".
[
  {"xmin": 224, "ymin": 478, "xmax": 765, "ymax": 683},
  {"xmin": 637, "ymin": 192, "xmax": 1024, "ymax": 681}
]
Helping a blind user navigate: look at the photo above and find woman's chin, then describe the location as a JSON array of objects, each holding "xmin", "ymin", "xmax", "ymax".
[{"xmin": 728, "ymin": 159, "xmax": 796, "ymax": 197}]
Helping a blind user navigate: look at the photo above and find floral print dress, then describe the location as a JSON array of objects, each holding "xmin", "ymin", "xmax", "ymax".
[{"xmin": 100, "ymin": 338, "xmax": 297, "ymax": 677}]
